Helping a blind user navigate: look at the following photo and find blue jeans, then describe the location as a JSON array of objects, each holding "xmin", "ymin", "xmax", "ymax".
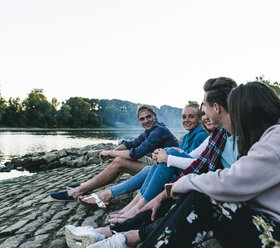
[
  {"xmin": 109, "ymin": 147, "xmax": 191, "ymax": 201},
  {"xmin": 109, "ymin": 166, "xmax": 151, "ymax": 197},
  {"xmin": 139, "ymin": 147, "xmax": 191, "ymax": 202}
]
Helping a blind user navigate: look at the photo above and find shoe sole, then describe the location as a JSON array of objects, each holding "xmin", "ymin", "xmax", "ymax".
[{"xmin": 65, "ymin": 226, "xmax": 96, "ymax": 248}]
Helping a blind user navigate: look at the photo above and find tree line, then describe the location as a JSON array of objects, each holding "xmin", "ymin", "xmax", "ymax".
[
  {"xmin": 0, "ymin": 76, "xmax": 278, "ymax": 129},
  {"xmin": 0, "ymin": 89, "xmax": 183, "ymax": 128}
]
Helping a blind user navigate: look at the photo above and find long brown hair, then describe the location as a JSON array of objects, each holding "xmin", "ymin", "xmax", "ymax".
[{"xmin": 228, "ymin": 82, "xmax": 280, "ymax": 155}]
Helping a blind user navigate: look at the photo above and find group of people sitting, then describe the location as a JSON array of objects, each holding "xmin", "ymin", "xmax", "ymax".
[{"xmin": 50, "ymin": 77, "xmax": 280, "ymax": 248}]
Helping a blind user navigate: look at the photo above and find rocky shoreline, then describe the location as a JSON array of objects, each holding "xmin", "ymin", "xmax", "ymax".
[
  {"xmin": 0, "ymin": 144, "xmax": 224, "ymax": 248},
  {"xmin": 1, "ymin": 143, "xmax": 118, "ymax": 173}
]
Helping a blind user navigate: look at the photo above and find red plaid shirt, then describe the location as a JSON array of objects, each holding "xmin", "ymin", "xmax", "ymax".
[{"xmin": 176, "ymin": 125, "xmax": 227, "ymax": 180}]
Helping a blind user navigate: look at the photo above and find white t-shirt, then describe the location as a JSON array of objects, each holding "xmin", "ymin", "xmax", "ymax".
[{"xmin": 167, "ymin": 136, "xmax": 210, "ymax": 170}]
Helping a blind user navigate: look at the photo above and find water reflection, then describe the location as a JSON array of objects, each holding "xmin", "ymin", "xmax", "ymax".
[
  {"xmin": 0, "ymin": 128, "xmax": 185, "ymax": 180},
  {"xmin": 0, "ymin": 170, "xmax": 33, "ymax": 181}
]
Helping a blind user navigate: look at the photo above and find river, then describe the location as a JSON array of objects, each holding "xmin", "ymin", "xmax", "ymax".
[{"xmin": 0, "ymin": 128, "xmax": 185, "ymax": 181}]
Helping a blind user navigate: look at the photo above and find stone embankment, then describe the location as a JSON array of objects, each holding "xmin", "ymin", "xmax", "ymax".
[
  {"xmin": 1, "ymin": 143, "xmax": 117, "ymax": 173},
  {"xmin": 0, "ymin": 144, "xmax": 224, "ymax": 248}
]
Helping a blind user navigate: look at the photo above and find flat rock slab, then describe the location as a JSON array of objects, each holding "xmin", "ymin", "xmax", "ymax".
[
  {"xmin": 0, "ymin": 162, "xmax": 135, "ymax": 248},
  {"xmin": 0, "ymin": 161, "xmax": 224, "ymax": 248}
]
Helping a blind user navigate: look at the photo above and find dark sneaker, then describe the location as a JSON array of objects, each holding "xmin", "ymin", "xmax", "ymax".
[{"xmin": 50, "ymin": 191, "xmax": 75, "ymax": 201}]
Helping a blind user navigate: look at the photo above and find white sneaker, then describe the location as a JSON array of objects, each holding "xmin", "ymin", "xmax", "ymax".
[
  {"xmin": 65, "ymin": 225, "xmax": 105, "ymax": 248},
  {"xmin": 87, "ymin": 233, "xmax": 128, "ymax": 248}
]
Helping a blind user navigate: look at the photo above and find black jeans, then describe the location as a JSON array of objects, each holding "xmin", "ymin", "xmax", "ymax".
[{"xmin": 138, "ymin": 191, "xmax": 280, "ymax": 248}]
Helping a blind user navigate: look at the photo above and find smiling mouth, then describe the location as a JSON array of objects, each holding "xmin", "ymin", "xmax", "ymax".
[{"xmin": 144, "ymin": 122, "xmax": 152, "ymax": 127}]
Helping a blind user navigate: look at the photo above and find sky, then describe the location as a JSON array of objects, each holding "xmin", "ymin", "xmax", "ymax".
[{"xmin": 0, "ymin": 0, "xmax": 280, "ymax": 109}]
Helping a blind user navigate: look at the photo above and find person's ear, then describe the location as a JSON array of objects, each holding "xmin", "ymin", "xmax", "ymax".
[{"xmin": 214, "ymin": 103, "xmax": 220, "ymax": 114}]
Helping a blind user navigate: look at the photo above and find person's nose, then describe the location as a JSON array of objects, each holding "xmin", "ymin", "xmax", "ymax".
[{"xmin": 142, "ymin": 117, "xmax": 149, "ymax": 122}]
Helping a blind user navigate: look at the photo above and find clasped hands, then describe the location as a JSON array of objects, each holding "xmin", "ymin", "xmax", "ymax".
[{"xmin": 152, "ymin": 148, "xmax": 168, "ymax": 165}]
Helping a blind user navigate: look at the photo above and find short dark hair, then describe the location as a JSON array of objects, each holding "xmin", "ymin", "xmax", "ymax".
[
  {"xmin": 203, "ymin": 77, "xmax": 237, "ymax": 112},
  {"xmin": 228, "ymin": 81, "xmax": 280, "ymax": 155}
]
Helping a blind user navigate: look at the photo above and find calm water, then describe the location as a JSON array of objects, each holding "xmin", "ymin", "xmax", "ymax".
[{"xmin": 0, "ymin": 128, "xmax": 185, "ymax": 181}]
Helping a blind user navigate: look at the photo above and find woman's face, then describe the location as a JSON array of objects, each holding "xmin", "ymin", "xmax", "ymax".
[
  {"xmin": 181, "ymin": 107, "xmax": 200, "ymax": 132},
  {"xmin": 201, "ymin": 104, "xmax": 215, "ymax": 132}
]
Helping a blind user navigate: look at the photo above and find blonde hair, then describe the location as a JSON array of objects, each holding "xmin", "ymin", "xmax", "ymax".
[
  {"xmin": 136, "ymin": 104, "xmax": 157, "ymax": 118},
  {"xmin": 183, "ymin": 101, "xmax": 201, "ymax": 119}
]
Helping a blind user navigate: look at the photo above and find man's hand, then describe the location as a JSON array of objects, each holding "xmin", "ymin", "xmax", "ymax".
[{"xmin": 99, "ymin": 151, "xmax": 111, "ymax": 163}]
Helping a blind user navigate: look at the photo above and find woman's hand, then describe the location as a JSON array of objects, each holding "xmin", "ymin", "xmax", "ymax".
[
  {"xmin": 153, "ymin": 149, "xmax": 168, "ymax": 164},
  {"xmin": 137, "ymin": 191, "xmax": 165, "ymax": 221},
  {"xmin": 152, "ymin": 149, "xmax": 160, "ymax": 164},
  {"xmin": 170, "ymin": 185, "xmax": 181, "ymax": 200}
]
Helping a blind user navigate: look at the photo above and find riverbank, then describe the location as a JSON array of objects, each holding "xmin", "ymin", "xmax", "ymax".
[
  {"xmin": 0, "ymin": 144, "xmax": 224, "ymax": 248},
  {"xmin": 0, "ymin": 157, "xmax": 136, "ymax": 248}
]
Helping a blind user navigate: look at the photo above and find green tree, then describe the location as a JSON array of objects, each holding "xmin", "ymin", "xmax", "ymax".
[
  {"xmin": 88, "ymin": 111, "xmax": 103, "ymax": 127},
  {"xmin": 57, "ymin": 103, "xmax": 72, "ymax": 127},
  {"xmin": 2, "ymin": 97, "xmax": 26, "ymax": 126},
  {"xmin": 22, "ymin": 89, "xmax": 55, "ymax": 127},
  {"xmin": 0, "ymin": 91, "xmax": 6, "ymax": 123},
  {"xmin": 82, "ymin": 98, "xmax": 103, "ymax": 127},
  {"xmin": 64, "ymin": 97, "xmax": 92, "ymax": 127},
  {"xmin": 256, "ymin": 75, "xmax": 280, "ymax": 96}
]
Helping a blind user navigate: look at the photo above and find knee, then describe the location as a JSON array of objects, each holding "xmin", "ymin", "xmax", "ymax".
[
  {"xmin": 188, "ymin": 191, "xmax": 206, "ymax": 201},
  {"xmin": 111, "ymin": 157, "xmax": 131, "ymax": 171},
  {"xmin": 142, "ymin": 166, "xmax": 151, "ymax": 173},
  {"xmin": 180, "ymin": 191, "xmax": 208, "ymax": 208},
  {"xmin": 111, "ymin": 157, "xmax": 124, "ymax": 168},
  {"xmin": 164, "ymin": 147, "xmax": 180, "ymax": 156}
]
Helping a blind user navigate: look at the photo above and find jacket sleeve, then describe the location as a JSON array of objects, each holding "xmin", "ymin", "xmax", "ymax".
[
  {"xmin": 122, "ymin": 132, "xmax": 145, "ymax": 150},
  {"xmin": 129, "ymin": 126, "xmax": 168, "ymax": 160}
]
